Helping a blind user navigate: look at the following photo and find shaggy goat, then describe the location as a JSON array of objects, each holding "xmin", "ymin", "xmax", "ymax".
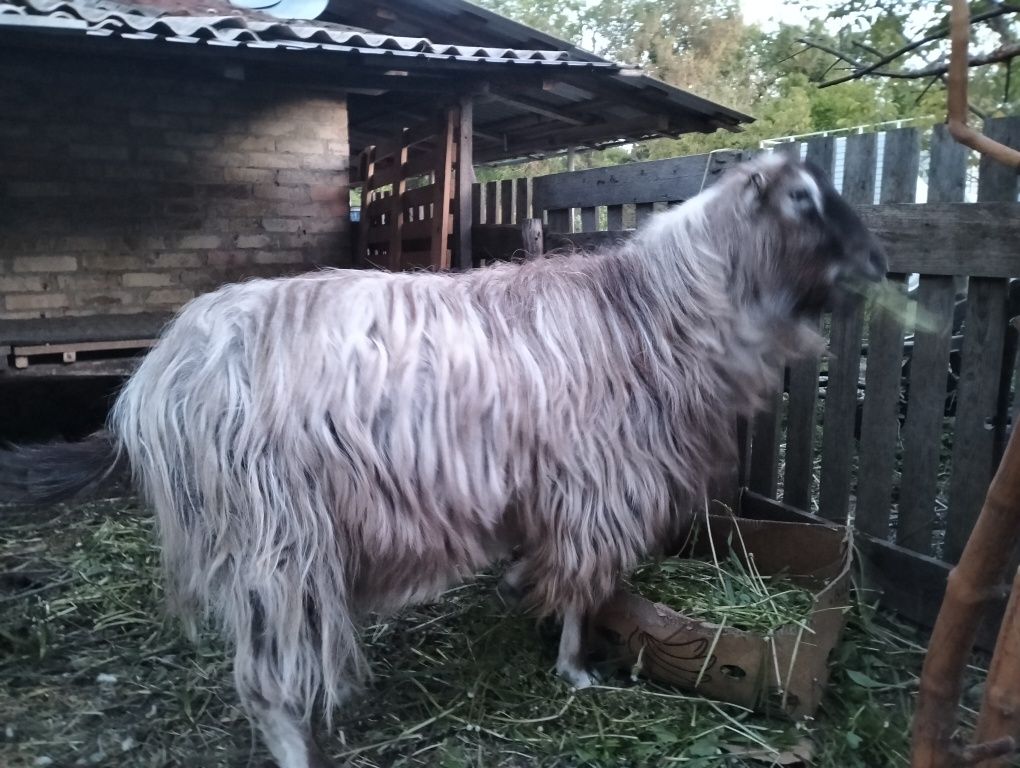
[{"xmin": 1, "ymin": 152, "xmax": 885, "ymax": 768}]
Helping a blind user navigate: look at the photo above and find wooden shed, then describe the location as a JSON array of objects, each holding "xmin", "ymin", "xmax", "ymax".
[{"xmin": 0, "ymin": 0, "xmax": 750, "ymax": 377}]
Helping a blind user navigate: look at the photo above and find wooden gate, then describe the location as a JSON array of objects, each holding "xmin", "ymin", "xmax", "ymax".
[{"xmin": 357, "ymin": 107, "xmax": 462, "ymax": 271}]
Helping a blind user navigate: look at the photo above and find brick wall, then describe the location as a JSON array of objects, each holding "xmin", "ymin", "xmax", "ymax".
[{"xmin": 0, "ymin": 51, "xmax": 350, "ymax": 321}]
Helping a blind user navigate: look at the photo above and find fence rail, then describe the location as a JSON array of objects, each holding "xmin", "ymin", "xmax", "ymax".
[{"xmin": 472, "ymin": 116, "xmax": 1020, "ymax": 632}]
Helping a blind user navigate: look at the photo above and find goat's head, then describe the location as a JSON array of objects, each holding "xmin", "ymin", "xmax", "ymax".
[{"xmin": 723, "ymin": 152, "xmax": 887, "ymax": 315}]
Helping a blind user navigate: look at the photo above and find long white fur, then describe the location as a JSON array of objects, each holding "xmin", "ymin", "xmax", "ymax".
[{"xmin": 108, "ymin": 153, "xmax": 834, "ymax": 761}]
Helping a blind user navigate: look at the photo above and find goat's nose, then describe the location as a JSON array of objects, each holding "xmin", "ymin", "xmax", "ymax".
[{"xmin": 863, "ymin": 244, "xmax": 888, "ymax": 282}]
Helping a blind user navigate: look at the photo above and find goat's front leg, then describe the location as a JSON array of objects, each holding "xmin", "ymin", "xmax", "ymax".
[{"xmin": 555, "ymin": 606, "xmax": 596, "ymax": 689}]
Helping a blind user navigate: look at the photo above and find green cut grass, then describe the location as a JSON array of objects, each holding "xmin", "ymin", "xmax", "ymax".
[{"xmin": 0, "ymin": 499, "xmax": 987, "ymax": 767}]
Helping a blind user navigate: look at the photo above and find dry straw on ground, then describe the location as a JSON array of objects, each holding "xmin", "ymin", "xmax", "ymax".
[{"xmin": 0, "ymin": 498, "xmax": 983, "ymax": 767}]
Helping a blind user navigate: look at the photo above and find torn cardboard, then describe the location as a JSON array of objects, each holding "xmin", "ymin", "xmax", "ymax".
[{"xmin": 589, "ymin": 515, "xmax": 852, "ymax": 720}]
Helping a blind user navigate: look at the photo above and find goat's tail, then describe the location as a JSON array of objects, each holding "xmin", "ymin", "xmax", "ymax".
[{"xmin": 0, "ymin": 432, "xmax": 127, "ymax": 507}]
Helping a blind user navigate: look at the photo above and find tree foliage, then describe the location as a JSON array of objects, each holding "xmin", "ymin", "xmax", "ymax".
[{"xmin": 469, "ymin": 0, "xmax": 1018, "ymax": 173}]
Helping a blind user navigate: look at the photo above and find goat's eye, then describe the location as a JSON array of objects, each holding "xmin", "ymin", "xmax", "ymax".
[{"xmin": 789, "ymin": 187, "xmax": 816, "ymax": 213}]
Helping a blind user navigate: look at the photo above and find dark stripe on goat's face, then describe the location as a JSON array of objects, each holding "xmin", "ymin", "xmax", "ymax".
[{"xmin": 804, "ymin": 162, "xmax": 887, "ymax": 285}]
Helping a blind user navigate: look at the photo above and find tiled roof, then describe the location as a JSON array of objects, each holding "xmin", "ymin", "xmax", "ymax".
[{"xmin": 0, "ymin": 0, "xmax": 618, "ymax": 66}]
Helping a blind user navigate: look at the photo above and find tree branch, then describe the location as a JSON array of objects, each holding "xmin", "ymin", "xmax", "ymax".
[{"xmin": 810, "ymin": 6, "xmax": 1019, "ymax": 88}]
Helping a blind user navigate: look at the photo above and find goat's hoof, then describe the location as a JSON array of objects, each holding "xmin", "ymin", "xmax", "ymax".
[{"xmin": 556, "ymin": 663, "xmax": 599, "ymax": 690}]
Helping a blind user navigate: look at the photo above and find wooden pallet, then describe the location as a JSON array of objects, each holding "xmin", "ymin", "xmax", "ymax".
[{"xmin": 10, "ymin": 338, "xmax": 156, "ymax": 369}]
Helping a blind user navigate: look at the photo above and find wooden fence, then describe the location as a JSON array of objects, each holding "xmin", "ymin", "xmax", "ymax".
[{"xmin": 473, "ymin": 117, "xmax": 1020, "ymax": 640}]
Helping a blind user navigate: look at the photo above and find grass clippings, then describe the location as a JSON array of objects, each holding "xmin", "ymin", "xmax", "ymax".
[
  {"xmin": 0, "ymin": 498, "xmax": 984, "ymax": 767},
  {"xmin": 627, "ymin": 552, "xmax": 815, "ymax": 636}
]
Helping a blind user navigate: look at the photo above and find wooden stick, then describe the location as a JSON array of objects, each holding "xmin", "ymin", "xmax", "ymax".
[
  {"xmin": 911, "ymin": 425, "xmax": 1020, "ymax": 767},
  {"xmin": 961, "ymin": 736, "xmax": 1016, "ymax": 765},
  {"xmin": 947, "ymin": 0, "xmax": 1020, "ymax": 168},
  {"xmin": 972, "ymin": 568, "xmax": 1020, "ymax": 765}
]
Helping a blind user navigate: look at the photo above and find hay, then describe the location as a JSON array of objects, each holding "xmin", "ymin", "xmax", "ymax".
[
  {"xmin": 0, "ymin": 498, "xmax": 985, "ymax": 767},
  {"xmin": 627, "ymin": 553, "xmax": 815, "ymax": 635}
]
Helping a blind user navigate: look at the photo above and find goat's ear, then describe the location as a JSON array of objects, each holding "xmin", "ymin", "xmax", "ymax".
[{"xmin": 749, "ymin": 171, "xmax": 765, "ymax": 197}]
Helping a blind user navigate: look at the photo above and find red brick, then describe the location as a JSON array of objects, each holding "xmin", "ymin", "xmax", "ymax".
[
  {"xmin": 253, "ymin": 184, "xmax": 310, "ymax": 202},
  {"xmin": 236, "ymin": 234, "xmax": 272, "ymax": 249},
  {"xmin": 164, "ymin": 131, "xmax": 219, "ymax": 149},
  {"xmin": 246, "ymin": 152, "xmax": 303, "ymax": 170},
  {"xmin": 261, "ymin": 218, "xmax": 302, "ymax": 233},
  {"xmin": 225, "ymin": 167, "xmax": 276, "ymax": 184},
  {"xmin": 310, "ymin": 184, "xmax": 345, "ymax": 202},
  {"xmin": 151, "ymin": 252, "xmax": 206, "ymax": 268},
  {"xmin": 148, "ymin": 288, "xmax": 195, "ymax": 305},
  {"xmin": 222, "ymin": 135, "xmax": 276, "ymax": 152},
  {"xmin": 254, "ymin": 250, "xmax": 307, "ymax": 265},
  {"xmin": 6, "ymin": 292, "xmax": 70, "ymax": 311},
  {"xmin": 177, "ymin": 234, "xmax": 222, "ymax": 250},
  {"xmin": 123, "ymin": 272, "xmax": 173, "ymax": 288},
  {"xmin": 275, "ymin": 137, "xmax": 325, "ymax": 155},
  {"xmin": 13, "ymin": 255, "xmax": 77, "ymax": 272},
  {"xmin": 0, "ymin": 276, "xmax": 46, "ymax": 292}
]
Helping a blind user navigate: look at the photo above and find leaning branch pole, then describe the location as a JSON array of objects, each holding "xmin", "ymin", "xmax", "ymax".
[
  {"xmin": 947, "ymin": 0, "xmax": 1020, "ymax": 168},
  {"xmin": 911, "ymin": 426, "xmax": 1020, "ymax": 767},
  {"xmin": 972, "ymin": 567, "xmax": 1020, "ymax": 765}
]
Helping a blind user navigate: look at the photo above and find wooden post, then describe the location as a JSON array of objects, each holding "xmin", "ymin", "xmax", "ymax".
[
  {"xmin": 972, "ymin": 567, "xmax": 1020, "ymax": 765},
  {"xmin": 430, "ymin": 108, "xmax": 456, "ymax": 271},
  {"xmin": 387, "ymin": 130, "xmax": 408, "ymax": 271},
  {"xmin": 356, "ymin": 146, "xmax": 376, "ymax": 266},
  {"xmin": 454, "ymin": 96, "xmax": 474, "ymax": 271},
  {"xmin": 521, "ymin": 218, "xmax": 543, "ymax": 258},
  {"xmin": 911, "ymin": 425, "xmax": 1020, "ymax": 767}
]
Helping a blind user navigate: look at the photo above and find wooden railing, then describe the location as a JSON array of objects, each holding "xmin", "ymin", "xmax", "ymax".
[{"xmin": 473, "ymin": 117, "xmax": 1020, "ymax": 637}]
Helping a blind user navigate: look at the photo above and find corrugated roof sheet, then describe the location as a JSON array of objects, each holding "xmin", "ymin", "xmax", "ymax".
[{"xmin": 0, "ymin": 0, "xmax": 617, "ymax": 65}]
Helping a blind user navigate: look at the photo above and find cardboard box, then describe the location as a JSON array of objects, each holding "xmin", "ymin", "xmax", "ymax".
[{"xmin": 589, "ymin": 515, "xmax": 852, "ymax": 720}]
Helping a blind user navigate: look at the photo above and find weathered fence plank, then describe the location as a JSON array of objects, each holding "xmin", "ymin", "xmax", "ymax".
[
  {"xmin": 580, "ymin": 206, "xmax": 598, "ymax": 232},
  {"xmin": 635, "ymin": 202, "xmax": 654, "ymax": 226},
  {"xmin": 749, "ymin": 397, "xmax": 782, "ymax": 498},
  {"xmin": 500, "ymin": 179, "xmax": 513, "ymax": 225},
  {"xmin": 783, "ymin": 137, "xmax": 833, "ymax": 511},
  {"xmin": 471, "ymin": 182, "xmax": 482, "ymax": 228},
  {"xmin": 515, "ymin": 177, "xmax": 531, "ymax": 224},
  {"xmin": 818, "ymin": 132, "xmax": 876, "ymax": 522},
  {"xmin": 485, "ymin": 181, "xmax": 499, "ymax": 226},
  {"xmin": 856, "ymin": 128, "xmax": 920, "ymax": 538},
  {"xmin": 531, "ymin": 150, "xmax": 745, "ymax": 211},
  {"xmin": 896, "ymin": 126, "xmax": 968, "ymax": 554},
  {"xmin": 945, "ymin": 118, "xmax": 1020, "ymax": 562},
  {"xmin": 547, "ymin": 208, "xmax": 572, "ymax": 234},
  {"xmin": 896, "ymin": 276, "xmax": 956, "ymax": 555},
  {"xmin": 945, "ymin": 279, "xmax": 1008, "ymax": 560},
  {"xmin": 606, "ymin": 204, "xmax": 624, "ymax": 230}
]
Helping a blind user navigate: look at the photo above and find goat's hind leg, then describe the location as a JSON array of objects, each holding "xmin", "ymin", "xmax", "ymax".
[
  {"xmin": 247, "ymin": 697, "xmax": 334, "ymax": 768},
  {"xmin": 236, "ymin": 650, "xmax": 339, "ymax": 768}
]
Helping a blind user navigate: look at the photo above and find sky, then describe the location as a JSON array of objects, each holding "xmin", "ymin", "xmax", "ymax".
[{"xmin": 739, "ymin": 0, "xmax": 821, "ymax": 30}]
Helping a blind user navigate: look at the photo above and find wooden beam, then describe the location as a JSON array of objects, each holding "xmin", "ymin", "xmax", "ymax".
[
  {"xmin": 478, "ymin": 90, "xmax": 587, "ymax": 126},
  {"xmin": 454, "ymin": 97, "xmax": 474, "ymax": 271},
  {"xmin": 0, "ymin": 313, "xmax": 171, "ymax": 346},
  {"xmin": 531, "ymin": 202, "xmax": 1020, "ymax": 279},
  {"xmin": 531, "ymin": 150, "xmax": 746, "ymax": 211},
  {"xmin": 503, "ymin": 115, "xmax": 670, "ymax": 155},
  {"xmin": 859, "ymin": 202, "xmax": 1020, "ymax": 278}
]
